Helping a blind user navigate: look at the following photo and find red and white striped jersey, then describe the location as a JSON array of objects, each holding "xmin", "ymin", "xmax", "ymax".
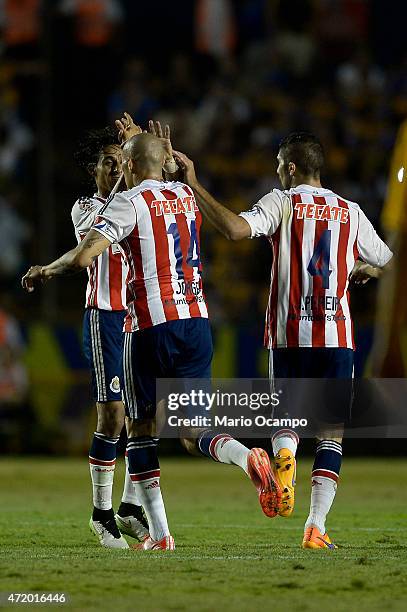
[
  {"xmin": 91, "ymin": 180, "xmax": 208, "ymax": 331},
  {"xmin": 239, "ymin": 184, "xmax": 393, "ymax": 349},
  {"xmin": 71, "ymin": 195, "xmax": 128, "ymax": 311}
]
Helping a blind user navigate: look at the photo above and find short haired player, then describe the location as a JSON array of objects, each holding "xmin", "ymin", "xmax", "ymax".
[
  {"xmin": 173, "ymin": 133, "xmax": 393, "ymax": 549},
  {"xmin": 22, "ymin": 124, "xmax": 282, "ymax": 551}
]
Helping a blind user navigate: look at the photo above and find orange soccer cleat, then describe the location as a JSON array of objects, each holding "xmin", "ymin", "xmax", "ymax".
[
  {"xmin": 247, "ymin": 447, "xmax": 282, "ymax": 518},
  {"xmin": 274, "ymin": 449, "xmax": 296, "ymax": 517},
  {"xmin": 302, "ymin": 526, "xmax": 337, "ymax": 549},
  {"xmin": 132, "ymin": 534, "xmax": 175, "ymax": 551}
]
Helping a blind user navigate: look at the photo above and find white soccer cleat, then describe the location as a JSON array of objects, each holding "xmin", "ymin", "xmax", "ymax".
[
  {"xmin": 115, "ymin": 511, "xmax": 149, "ymax": 542},
  {"xmin": 132, "ymin": 534, "xmax": 175, "ymax": 551},
  {"xmin": 89, "ymin": 517, "xmax": 129, "ymax": 549}
]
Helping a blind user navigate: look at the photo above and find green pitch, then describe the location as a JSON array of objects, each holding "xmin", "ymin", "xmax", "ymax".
[{"xmin": 0, "ymin": 456, "xmax": 406, "ymax": 611}]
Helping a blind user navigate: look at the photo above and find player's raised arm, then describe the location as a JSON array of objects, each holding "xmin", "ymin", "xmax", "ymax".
[
  {"xmin": 115, "ymin": 111, "xmax": 143, "ymax": 144},
  {"xmin": 21, "ymin": 229, "xmax": 111, "ymax": 292},
  {"xmin": 173, "ymin": 150, "xmax": 252, "ymax": 241},
  {"xmin": 148, "ymin": 120, "xmax": 181, "ymax": 181}
]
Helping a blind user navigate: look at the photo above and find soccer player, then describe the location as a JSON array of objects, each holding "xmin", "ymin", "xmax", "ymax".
[
  {"xmin": 70, "ymin": 127, "xmax": 148, "ymax": 549},
  {"xmin": 173, "ymin": 133, "xmax": 393, "ymax": 549},
  {"xmin": 22, "ymin": 130, "xmax": 282, "ymax": 551}
]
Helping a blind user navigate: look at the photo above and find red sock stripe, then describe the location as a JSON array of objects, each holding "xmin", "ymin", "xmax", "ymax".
[
  {"xmin": 209, "ymin": 434, "xmax": 232, "ymax": 461},
  {"xmin": 130, "ymin": 469, "xmax": 160, "ymax": 482},
  {"xmin": 88, "ymin": 457, "xmax": 116, "ymax": 466},
  {"xmin": 312, "ymin": 469, "xmax": 338, "ymax": 482},
  {"xmin": 272, "ymin": 429, "xmax": 299, "ymax": 444}
]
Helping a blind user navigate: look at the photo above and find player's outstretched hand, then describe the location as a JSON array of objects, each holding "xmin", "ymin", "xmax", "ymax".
[
  {"xmin": 148, "ymin": 120, "xmax": 177, "ymax": 174},
  {"xmin": 21, "ymin": 265, "xmax": 45, "ymax": 292},
  {"xmin": 349, "ymin": 260, "xmax": 378, "ymax": 285},
  {"xmin": 115, "ymin": 112, "xmax": 143, "ymax": 144},
  {"xmin": 172, "ymin": 150, "xmax": 198, "ymax": 186}
]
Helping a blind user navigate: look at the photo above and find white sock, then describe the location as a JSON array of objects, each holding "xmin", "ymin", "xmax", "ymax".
[
  {"xmin": 132, "ymin": 476, "xmax": 169, "ymax": 541},
  {"xmin": 272, "ymin": 429, "xmax": 299, "ymax": 456},
  {"xmin": 305, "ymin": 476, "xmax": 337, "ymax": 533},
  {"xmin": 212, "ymin": 436, "xmax": 250, "ymax": 475},
  {"xmin": 89, "ymin": 463, "xmax": 115, "ymax": 511},
  {"xmin": 121, "ymin": 454, "xmax": 142, "ymax": 506}
]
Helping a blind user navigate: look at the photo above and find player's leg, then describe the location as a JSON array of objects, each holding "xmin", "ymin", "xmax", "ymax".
[
  {"xmin": 302, "ymin": 427, "xmax": 343, "ymax": 549},
  {"xmin": 83, "ymin": 308, "xmax": 128, "ymax": 548},
  {"xmin": 176, "ymin": 319, "xmax": 250, "ymax": 472},
  {"xmin": 88, "ymin": 401, "xmax": 129, "ymax": 548},
  {"xmin": 121, "ymin": 330, "xmax": 174, "ymax": 550},
  {"xmin": 89, "ymin": 400, "xmax": 124, "ymax": 513},
  {"xmin": 93, "ymin": 310, "xmax": 150, "ymax": 541},
  {"xmin": 115, "ymin": 437, "xmax": 149, "ymax": 542},
  {"xmin": 176, "ymin": 319, "xmax": 281, "ymax": 518},
  {"xmin": 302, "ymin": 348, "xmax": 353, "ymax": 549},
  {"xmin": 269, "ymin": 348, "xmax": 299, "ymax": 517},
  {"xmin": 194, "ymin": 429, "xmax": 281, "ymax": 518}
]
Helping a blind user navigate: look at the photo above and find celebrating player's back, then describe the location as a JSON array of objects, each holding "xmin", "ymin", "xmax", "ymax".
[
  {"xmin": 93, "ymin": 180, "xmax": 208, "ymax": 332},
  {"xmin": 239, "ymin": 184, "xmax": 392, "ymax": 350}
]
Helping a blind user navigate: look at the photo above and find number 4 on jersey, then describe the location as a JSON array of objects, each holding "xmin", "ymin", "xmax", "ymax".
[{"xmin": 307, "ymin": 229, "xmax": 332, "ymax": 289}]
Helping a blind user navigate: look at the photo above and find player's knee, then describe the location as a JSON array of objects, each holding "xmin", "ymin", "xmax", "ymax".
[
  {"xmin": 316, "ymin": 433, "xmax": 343, "ymax": 444},
  {"xmin": 96, "ymin": 401, "xmax": 125, "ymax": 437},
  {"xmin": 180, "ymin": 437, "xmax": 200, "ymax": 456},
  {"xmin": 316, "ymin": 421, "xmax": 344, "ymax": 443},
  {"xmin": 126, "ymin": 416, "xmax": 156, "ymax": 438}
]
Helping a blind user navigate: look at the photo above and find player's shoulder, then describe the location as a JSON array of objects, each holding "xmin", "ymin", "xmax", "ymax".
[
  {"xmin": 119, "ymin": 179, "xmax": 190, "ymax": 202},
  {"xmin": 163, "ymin": 180, "xmax": 192, "ymax": 193},
  {"xmin": 289, "ymin": 186, "xmax": 361, "ymax": 211},
  {"xmin": 330, "ymin": 191, "xmax": 360, "ymax": 211},
  {"xmin": 71, "ymin": 195, "xmax": 104, "ymax": 222},
  {"xmin": 258, "ymin": 187, "xmax": 290, "ymax": 208},
  {"xmin": 101, "ymin": 182, "xmax": 160, "ymax": 217},
  {"xmin": 273, "ymin": 187, "xmax": 290, "ymax": 201}
]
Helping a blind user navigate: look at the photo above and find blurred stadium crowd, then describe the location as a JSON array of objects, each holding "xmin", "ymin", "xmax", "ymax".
[{"xmin": 0, "ymin": 0, "xmax": 406, "ymax": 451}]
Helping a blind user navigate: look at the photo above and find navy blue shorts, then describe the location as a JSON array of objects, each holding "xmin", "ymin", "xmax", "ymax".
[
  {"xmin": 122, "ymin": 318, "xmax": 213, "ymax": 419},
  {"xmin": 83, "ymin": 308, "xmax": 126, "ymax": 403},
  {"xmin": 271, "ymin": 347, "xmax": 354, "ymax": 379},
  {"xmin": 270, "ymin": 348, "xmax": 354, "ymax": 424}
]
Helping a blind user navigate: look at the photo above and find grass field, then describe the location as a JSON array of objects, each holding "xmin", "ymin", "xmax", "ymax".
[{"xmin": 0, "ymin": 456, "xmax": 406, "ymax": 611}]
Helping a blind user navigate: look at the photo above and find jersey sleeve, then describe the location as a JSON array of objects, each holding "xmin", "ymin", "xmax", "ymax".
[
  {"xmin": 91, "ymin": 192, "xmax": 137, "ymax": 244},
  {"xmin": 357, "ymin": 207, "xmax": 393, "ymax": 267},
  {"xmin": 71, "ymin": 198, "xmax": 101, "ymax": 239},
  {"xmin": 238, "ymin": 189, "xmax": 284, "ymax": 238}
]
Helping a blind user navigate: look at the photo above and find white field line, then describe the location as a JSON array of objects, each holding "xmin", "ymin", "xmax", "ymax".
[
  {"xmin": 10, "ymin": 522, "xmax": 406, "ymax": 533},
  {"xmin": 24, "ymin": 553, "xmax": 404, "ymax": 561},
  {"xmin": 176, "ymin": 524, "xmax": 406, "ymax": 532}
]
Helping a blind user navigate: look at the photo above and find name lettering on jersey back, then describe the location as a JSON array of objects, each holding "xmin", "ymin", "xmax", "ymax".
[
  {"xmin": 151, "ymin": 196, "xmax": 198, "ymax": 216},
  {"xmin": 295, "ymin": 203, "xmax": 349, "ymax": 223}
]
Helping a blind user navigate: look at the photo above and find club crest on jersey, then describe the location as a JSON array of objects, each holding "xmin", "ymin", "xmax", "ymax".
[
  {"xmin": 109, "ymin": 376, "xmax": 121, "ymax": 393},
  {"xmin": 295, "ymin": 202, "xmax": 349, "ymax": 223},
  {"xmin": 78, "ymin": 197, "xmax": 95, "ymax": 212},
  {"xmin": 151, "ymin": 196, "xmax": 198, "ymax": 216}
]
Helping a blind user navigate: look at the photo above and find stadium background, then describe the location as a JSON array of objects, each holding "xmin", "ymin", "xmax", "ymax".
[{"xmin": 0, "ymin": 0, "xmax": 406, "ymax": 455}]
